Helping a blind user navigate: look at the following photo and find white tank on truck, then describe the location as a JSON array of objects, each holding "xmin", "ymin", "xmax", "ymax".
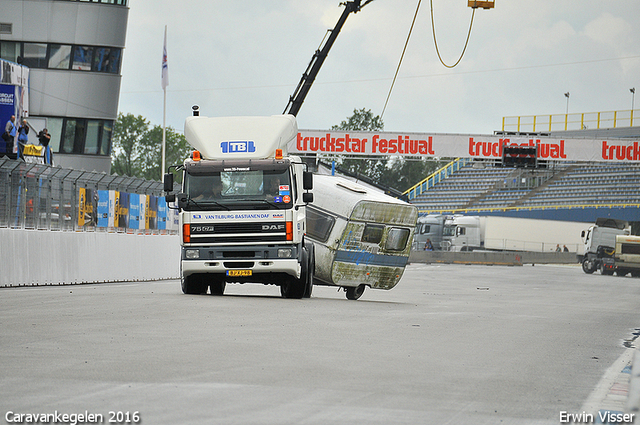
[
  {"xmin": 164, "ymin": 110, "xmax": 314, "ymax": 298},
  {"xmin": 306, "ymin": 174, "xmax": 418, "ymax": 300}
]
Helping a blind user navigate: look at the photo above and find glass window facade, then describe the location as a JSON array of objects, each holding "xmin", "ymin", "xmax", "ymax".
[
  {"xmin": 38, "ymin": 117, "xmax": 112, "ymax": 156},
  {"xmin": 22, "ymin": 43, "xmax": 48, "ymax": 68},
  {"xmin": 0, "ymin": 42, "xmax": 122, "ymax": 74},
  {"xmin": 48, "ymin": 44, "xmax": 72, "ymax": 69},
  {"xmin": 53, "ymin": 0, "xmax": 127, "ymax": 5}
]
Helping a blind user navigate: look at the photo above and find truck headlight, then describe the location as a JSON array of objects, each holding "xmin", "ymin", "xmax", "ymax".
[
  {"xmin": 277, "ymin": 248, "xmax": 292, "ymax": 258},
  {"xmin": 185, "ymin": 249, "xmax": 200, "ymax": 259}
]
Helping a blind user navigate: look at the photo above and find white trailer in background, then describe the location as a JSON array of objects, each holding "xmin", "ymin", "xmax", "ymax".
[
  {"xmin": 442, "ymin": 215, "xmax": 590, "ymax": 253},
  {"xmin": 306, "ymin": 175, "xmax": 418, "ymax": 300}
]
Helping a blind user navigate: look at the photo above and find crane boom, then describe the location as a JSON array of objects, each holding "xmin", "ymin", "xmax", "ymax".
[{"xmin": 283, "ymin": 0, "xmax": 374, "ymax": 117}]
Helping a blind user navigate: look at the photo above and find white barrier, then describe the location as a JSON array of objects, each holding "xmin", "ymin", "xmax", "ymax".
[{"xmin": 0, "ymin": 229, "xmax": 180, "ymax": 287}]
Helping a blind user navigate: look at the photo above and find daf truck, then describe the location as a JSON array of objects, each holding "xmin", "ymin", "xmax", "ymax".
[{"xmin": 164, "ymin": 112, "xmax": 314, "ymax": 298}]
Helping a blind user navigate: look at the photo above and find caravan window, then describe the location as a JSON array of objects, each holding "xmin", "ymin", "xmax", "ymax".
[
  {"xmin": 362, "ymin": 224, "xmax": 384, "ymax": 244},
  {"xmin": 386, "ymin": 227, "xmax": 410, "ymax": 251},
  {"xmin": 307, "ymin": 208, "xmax": 335, "ymax": 242}
]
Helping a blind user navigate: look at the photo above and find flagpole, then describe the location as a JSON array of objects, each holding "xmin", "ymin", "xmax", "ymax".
[{"xmin": 161, "ymin": 25, "xmax": 168, "ymax": 180}]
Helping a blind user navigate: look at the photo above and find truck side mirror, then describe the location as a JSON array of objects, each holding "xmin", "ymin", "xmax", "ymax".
[
  {"xmin": 177, "ymin": 193, "xmax": 188, "ymax": 210},
  {"xmin": 303, "ymin": 171, "xmax": 313, "ymax": 190},
  {"xmin": 165, "ymin": 193, "xmax": 176, "ymax": 203},
  {"xmin": 163, "ymin": 173, "xmax": 174, "ymax": 192},
  {"xmin": 303, "ymin": 192, "xmax": 313, "ymax": 203}
]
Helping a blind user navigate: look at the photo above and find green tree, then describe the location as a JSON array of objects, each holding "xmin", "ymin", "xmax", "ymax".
[
  {"xmin": 111, "ymin": 112, "xmax": 191, "ymax": 182},
  {"xmin": 328, "ymin": 108, "xmax": 443, "ymax": 192},
  {"xmin": 137, "ymin": 125, "xmax": 191, "ymax": 181},
  {"xmin": 327, "ymin": 108, "xmax": 385, "ymax": 179},
  {"xmin": 111, "ymin": 112, "xmax": 149, "ymax": 178}
]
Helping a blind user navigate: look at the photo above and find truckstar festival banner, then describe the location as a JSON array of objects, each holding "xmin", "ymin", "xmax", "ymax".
[{"xmin": 290, "ymin": 130, "xmax": 640, "ymax": 162}]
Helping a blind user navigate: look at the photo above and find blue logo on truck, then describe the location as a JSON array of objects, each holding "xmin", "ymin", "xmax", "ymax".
[{"xmin": 221, "ymin": 141, "xmax": 256, "ymax": 154}]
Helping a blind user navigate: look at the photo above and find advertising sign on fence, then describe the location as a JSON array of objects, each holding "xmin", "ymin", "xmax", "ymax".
[{"xmin": 129, "ymin": 193, "xmax": 140, "ymax": 230}]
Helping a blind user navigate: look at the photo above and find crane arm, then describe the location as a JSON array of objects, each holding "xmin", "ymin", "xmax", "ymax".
[{"xmin": 283, "ymin": 0, "xmax": 374, "ymax": 117}]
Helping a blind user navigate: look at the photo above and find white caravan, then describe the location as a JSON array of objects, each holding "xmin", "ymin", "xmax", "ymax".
[{"xmin": 306, "ymin": 175, "xmax": 418, "ymax": 300}]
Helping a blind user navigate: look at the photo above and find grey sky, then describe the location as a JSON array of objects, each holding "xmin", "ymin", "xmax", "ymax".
[{"xmin": 118, "ymin": 0, "xmax": 640, "ymax": 135}]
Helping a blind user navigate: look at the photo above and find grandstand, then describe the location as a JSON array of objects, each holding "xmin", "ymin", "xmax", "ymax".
[
  {"xmin": 405, "ymin": 115, "xmax": 640, "ymax": 222},
  {"xmin": 406, "ymin": 159, "xmax": 640, "ymax": 222}
]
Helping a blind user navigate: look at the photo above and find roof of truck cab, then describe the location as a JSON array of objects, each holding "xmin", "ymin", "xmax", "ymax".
[{"xmin": 184, "ymin": 115, "xmax": 297, "ymax": 160}]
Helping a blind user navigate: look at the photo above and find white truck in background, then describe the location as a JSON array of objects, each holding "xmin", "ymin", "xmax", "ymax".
[
  {"xmin": 579, "ymin": 218, "xmax": 640, "ymax": 277},
  {"xmin": 164, "ymin": 112, "xmax": 315, "ymax": 298},
  {"xmin": 440, "ymin": 215, "xmax": 589, "ymax": 252},
  {"xmin": 413, "ymin": 214, "xmax": 445, "ymax": 250}
]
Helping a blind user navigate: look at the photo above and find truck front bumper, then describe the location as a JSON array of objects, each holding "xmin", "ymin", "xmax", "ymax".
[{"xmin": 181, "ymin": 244, "xmax": 302, "ymax": 280}]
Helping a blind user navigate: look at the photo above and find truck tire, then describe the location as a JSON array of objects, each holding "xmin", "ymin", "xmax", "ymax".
[
  {"xmin": 581, "ymin": 258, "xmax": 596, "ymax": 274},
  {"xmin": 182, "ymin": 273, "xmax": 207, "ymax": 294},
  {"xmin": 303, "ymin": 244, "xmax": 314, "ymax": 299},
  {"xmin": 281, "ymin": 275, "xmax": 305, "ymax": 299},
  {"xmin": 346, "ymin": 284, "xmax": 366, "ymax": 300},
  {"xmin": 210, "ymin": 279, "xmax": 226, "ymax": 295}
]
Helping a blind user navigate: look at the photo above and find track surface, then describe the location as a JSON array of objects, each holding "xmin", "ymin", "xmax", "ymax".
[{"xmin": 2, "ymin": 264, "xmax": 639, "ymax": 424}]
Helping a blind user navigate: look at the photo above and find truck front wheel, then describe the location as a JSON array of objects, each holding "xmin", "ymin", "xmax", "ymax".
[
  {"xmin": 281, "ymin": 275, "xmax": 305, "ymax": 299},
  {"xmin": 210, "ymin": 279, "xmax": 226, "ymax": 295},
  {"xmin": 581, "ymin": 258, "xmax": 596, "ymax": 274},
  {"xmin": 182, "ymin": 274, "xmax": 208, "ymax": 294}
]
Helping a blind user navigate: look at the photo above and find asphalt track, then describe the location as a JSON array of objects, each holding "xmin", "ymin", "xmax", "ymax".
[{"xmin": 1, "ymin": 263, "xmax": 639, "ymax": 425}]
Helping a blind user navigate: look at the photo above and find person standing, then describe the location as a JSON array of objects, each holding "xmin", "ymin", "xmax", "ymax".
[
  {"xmin": 38, "ymin": 128, "xmax": 52, "ymax": 165},
  {"xmin": 4, "ymin": 115, "xmax": 17, "ymax": 154}
]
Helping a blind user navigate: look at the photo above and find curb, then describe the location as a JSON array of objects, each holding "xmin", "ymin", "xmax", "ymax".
[{"xmin": 626, "ymin": 349, "xmax": 640, "ymax": 412}]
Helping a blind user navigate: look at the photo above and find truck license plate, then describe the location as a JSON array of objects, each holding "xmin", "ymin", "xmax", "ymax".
[{"xmin": 227, "ymin": 270, "xmax": 252, "ymax": 277}]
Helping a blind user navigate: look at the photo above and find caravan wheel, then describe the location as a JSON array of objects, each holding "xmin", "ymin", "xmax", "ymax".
[{"xmin": 346, "ymin": 284, "xmax": 366, "ymax": 300}]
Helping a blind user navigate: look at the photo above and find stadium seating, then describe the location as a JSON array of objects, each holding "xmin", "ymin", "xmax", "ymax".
[{"xmin": 409, "ymin": 161, "xmax": 640, "ymax": 212}]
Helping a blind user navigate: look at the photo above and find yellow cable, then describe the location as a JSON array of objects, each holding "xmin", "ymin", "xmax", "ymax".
[
  {"xmin": 381, "ymin": 0, "xmax": 422, "ymax": 119},
  {"xmin": 430, "ymin": 0, "xmax": 475, "ymax": 68}
]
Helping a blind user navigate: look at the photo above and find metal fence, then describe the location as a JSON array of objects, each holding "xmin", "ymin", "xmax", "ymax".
[{"xmin": 0, "ymin": 157, "xmax": 176, "ymax": 232}]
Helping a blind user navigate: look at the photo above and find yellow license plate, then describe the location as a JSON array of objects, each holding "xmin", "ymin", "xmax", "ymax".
[{"xmin": 226, "ymin": 269, "xmax": 252, "ymax": 277}]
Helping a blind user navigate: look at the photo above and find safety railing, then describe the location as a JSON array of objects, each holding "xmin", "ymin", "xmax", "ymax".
[
  {"xmin": 416, "ymin": 202, "xmax": 640, "ymax": 215},
  {"xmin": 0, "ymin": 157, "xmax": 177, "ymax": 233},
  {"xmin": 404, "ymin": 158, "xmax": 471, "ymax": 201},
  {"xmin": 502, "ymin": 109, "xmax": 639, "ymax": 133}
]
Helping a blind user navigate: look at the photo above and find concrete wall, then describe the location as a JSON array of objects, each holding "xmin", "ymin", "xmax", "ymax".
[
  {"xmin": 0, "ymin": 229, "xmax": 180, "ymax": 287},
  {"xmin": 409, "ymin": 250, "xmax": 578, "ymax": 266}
]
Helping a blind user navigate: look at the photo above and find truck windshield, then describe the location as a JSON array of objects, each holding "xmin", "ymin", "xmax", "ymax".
[
  {"xmin": 443, "ymin": 226, "xmax": 456, "ymax": 237},
  {"xmin": 184, "ymin": 168, "xmax": 293, "ymax": 211}
]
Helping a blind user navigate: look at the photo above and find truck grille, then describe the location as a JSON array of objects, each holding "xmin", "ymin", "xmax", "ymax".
[{"xmin": 189, "ymin": 222, "xmax": 286, "ymax": 244}]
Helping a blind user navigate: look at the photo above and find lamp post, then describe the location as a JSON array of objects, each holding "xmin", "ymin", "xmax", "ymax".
[
  {"xmin": 564, "ymin": 92, "xmax": 570, "ymax": 130},
  {"xmin": 631, "ymin": 88, "xmax": 636, "ymax": 126}
]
